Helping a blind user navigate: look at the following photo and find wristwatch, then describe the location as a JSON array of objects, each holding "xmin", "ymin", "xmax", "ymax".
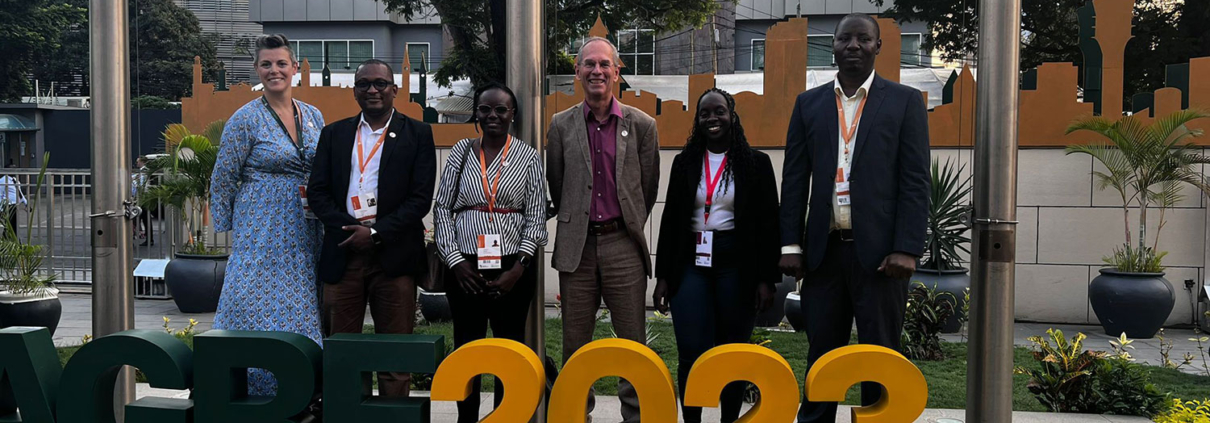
[
  {"xmin": 370, "ymin": 228, "xmax": 383, "ymax": 246},
  {"xmin": 517, "ymin": 254, "xmax": 533, "ymax": 268}
]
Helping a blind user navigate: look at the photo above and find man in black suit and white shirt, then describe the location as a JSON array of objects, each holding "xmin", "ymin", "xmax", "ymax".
[
  {"xmin": 308, "ymin": 59, "xmax": 436, "ymax": 398},
  {"xmin": 778, "ymin": 13, "xmax": 930, "ymax": 423}
]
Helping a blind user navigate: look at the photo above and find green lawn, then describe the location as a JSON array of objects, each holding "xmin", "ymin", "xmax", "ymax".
[{"xmin": 56, "ymin": 319, "xmax": 1210, "ymax": 411}]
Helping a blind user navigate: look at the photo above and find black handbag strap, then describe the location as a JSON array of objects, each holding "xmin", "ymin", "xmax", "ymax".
[{"xmin": 448, "ymin": 139, "xmax": 475, "ymax": 209}]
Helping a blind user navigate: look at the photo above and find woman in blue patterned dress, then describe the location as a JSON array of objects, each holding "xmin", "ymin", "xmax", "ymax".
[{"xmin": 210, "ymin": 34, "xmax": 325, "ymax": 396}]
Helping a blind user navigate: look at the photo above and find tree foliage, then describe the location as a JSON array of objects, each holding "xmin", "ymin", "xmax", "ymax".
[
  {"xmin": 31, "ymin": 0, "xmax": 219, "ymax": 100},
  {"xmin": 0, "ymin": 0, "xmax": 86, "ymax": 102},
  {"xmin": 874, "ymin": 0, "xmax": 1208, "ymax": 108},
  {"xmin": 380, "ymin": 0, "xmax": 721, "ymax": 87}
]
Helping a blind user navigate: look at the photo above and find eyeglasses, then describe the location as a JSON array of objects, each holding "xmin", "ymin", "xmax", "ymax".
[
  {"xmin": 354, "ymin": 80, "xmax": 393, "ymax": 91},
  {"xmin": 476, "ymin": 105, "xmax": 514, "ymax": 115}
]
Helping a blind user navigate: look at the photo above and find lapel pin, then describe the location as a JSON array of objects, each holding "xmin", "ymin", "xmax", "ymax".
[
  {"xmin": 389, "ymin": 132, "xmax": 396, "ymax": 138},
  {"xmin": 621, "ymin": 130, "xmax": 629, "ymax": 137}
]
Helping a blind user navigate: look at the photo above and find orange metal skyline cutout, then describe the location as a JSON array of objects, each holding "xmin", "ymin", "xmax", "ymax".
[{"xmin": 180, "ymin": 0, "xmax": 1210, "ymax": 148}]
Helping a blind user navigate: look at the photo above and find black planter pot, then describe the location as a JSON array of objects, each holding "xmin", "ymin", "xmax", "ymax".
[
  {"xmin": 784, "ymin": 292, "xmax": 806, "ymax": 332},
  {"xmin": 1089, "ymin": 268, "xmax": 1174, "ymax": 339},
  {"xmin": 912, "ymin": 268, "xmax": 971, "ymax": 334},
  {"xmin": 755, "ymin": 276, "xmax": 799, "ymax": 327},
  {"xmin": 419, "ymin": 290, "xmax": 452, "ymax": 322},
  {"xmin": 0, "ymin": 288, "xmax": 63, "ymax": 336},
  {"xmin": 165, "ymin": 253, "xmax": 228, "ymax": 314}
]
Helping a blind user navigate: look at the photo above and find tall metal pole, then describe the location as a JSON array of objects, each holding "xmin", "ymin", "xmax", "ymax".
[
  {"xmin": 966, "ymin": 0, "xmax": 1021, "ymax": 421},
  {"xmin": 91, "ymin": 0, "xmax": 136, "ymax": 418},
  {"xmin": 506, "ymin": 0, "xmax": 546, "ymax": 420}
]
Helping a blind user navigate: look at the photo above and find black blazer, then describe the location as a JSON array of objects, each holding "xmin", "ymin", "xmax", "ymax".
[
  {"xmin": 308, "ymin": 111, "xmax": 437, "ymax": 283},
  {"xmin": 655, "ymin": 149, "xmax": 781, "ymax": 295},
  {"xmin": 780, "ymin": 74, "xmax": 930, "ymax": 272}
]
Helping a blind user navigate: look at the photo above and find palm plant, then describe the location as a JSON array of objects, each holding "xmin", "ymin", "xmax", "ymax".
[
  {"xmin": 0, "ymin": 153, "xmax": 55, "ymax": 295},
  {"xmin": 140, "ymin": 120, "xmax": 224, "ymax": 255},
  {"xmin": 1065, "ymin": 109, "xmax": 1210, "ymax": 273},
  {"xmin": 921, "ymin": 158, "xmax": 972, "ymax": 271}
]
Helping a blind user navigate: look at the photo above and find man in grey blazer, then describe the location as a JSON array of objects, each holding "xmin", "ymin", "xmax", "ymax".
[{"xmin": 547, "ymin": 36, "xmax": 660, "ymax": 422}]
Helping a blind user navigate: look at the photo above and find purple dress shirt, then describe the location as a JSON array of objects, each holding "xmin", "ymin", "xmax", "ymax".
[{"xmin": 583, "ymin": 99, "xmax": 624, "ymax": 223}]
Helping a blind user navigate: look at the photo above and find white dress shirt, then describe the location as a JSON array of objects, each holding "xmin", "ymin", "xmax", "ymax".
[
  {"xmin": 691, "ymin": 151, "xmax": 736, "ymax": 231},
  {"xmin": 783, "ymin": 71, "xmax": 876, "ymax": 255},
  {"xmin": 346, "ymin": 111, "xmax": 393, "ymax": 217}
]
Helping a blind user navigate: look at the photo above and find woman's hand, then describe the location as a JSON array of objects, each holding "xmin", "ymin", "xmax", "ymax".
[
  {"xmin": 453, "ymin": 261, "xmax": 488, "ymax": 295},
  {"xmin": 486, "ymin": 264, "xmax": 524, "ymax": 298},
  {"xmin": 755, "ymin": 282, "xmax": 775, "ymax": 312},
  {"xmin": 652, "ymin": 279, "xmax": 671, "ymax": 314}
]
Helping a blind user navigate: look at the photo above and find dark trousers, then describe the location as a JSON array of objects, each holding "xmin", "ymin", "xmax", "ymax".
[
  {"xmin": 323, "ymin": 253, "xmax": 417, "ymax": 397},
  {"xmin": 139, "ymin": 208, "xmax": 154, "ymax": 244},
  {"xmin": 669, "ymin": 231, "xmax": 757, "ymax": 423},
  {"xmin": 797, "ymin": 233, "xmax": 909, "ymax": 423},
  {"xmin": 446, "ymin": 254, "xmax": 537, "ymax": 423}
]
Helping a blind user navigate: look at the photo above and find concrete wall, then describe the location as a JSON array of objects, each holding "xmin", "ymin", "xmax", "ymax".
[
  {"xmin": 655, "ymin": 3, "xmax": 737, "ymax": 75},
  {"xmin": 422, "ymin": 146, "xmax": 1208, "ymax": 327}
]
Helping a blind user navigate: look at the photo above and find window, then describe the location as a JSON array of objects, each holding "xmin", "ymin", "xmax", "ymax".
[
  {"xmin": 615, "ymin": 29, "xmax": 655, "ymax": 75},
  {"xmin": 807, "ymin": 35, "xmax": 834, "ymax": 67},
  {"xmin": 406, "ymin": 42, "xmax": 430, "ymax": 72},
  {"xmin": 901, "ymin": 33, "xmax": 924, "ymax": 67},
  {"xmin": 751, "ymin": 39, "xmax": 765, "ymax": 71},
  {"xmin": 288, "ymin": 40, "xmax": 375, "ymax": 71}
]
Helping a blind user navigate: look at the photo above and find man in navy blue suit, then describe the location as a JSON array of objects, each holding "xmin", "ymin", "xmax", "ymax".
[{"xmin": 778, "ymin": 13, "xmax": 931, "ymax": 423}]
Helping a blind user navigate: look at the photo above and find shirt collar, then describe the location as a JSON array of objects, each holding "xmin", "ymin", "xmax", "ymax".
[
  {"xmin": 833, "ymin": 70, "xmax": 876, "ymax": 100},
  {"xmin": 582, "ymin": 98, "xmax": 623, "ymax": 122},
  {"xmin": 358, "ymin": 109, "xmax": 395, "ymax": 134}
]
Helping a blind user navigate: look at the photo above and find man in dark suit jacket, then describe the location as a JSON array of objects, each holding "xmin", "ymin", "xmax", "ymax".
[
  {"xmin": 778, "ymin": 14, "xmax": 930, "ymax": 423},
  {"xmin": 307, "ymin": 59, "xmax": 436, "ymax": 397}
]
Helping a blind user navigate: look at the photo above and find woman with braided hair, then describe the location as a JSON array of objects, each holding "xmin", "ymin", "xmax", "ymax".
[{"xmin": 653, "ymin": 88, "xmax": 781, "ymax": 422}]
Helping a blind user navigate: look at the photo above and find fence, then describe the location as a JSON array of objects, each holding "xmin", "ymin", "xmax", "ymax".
[{"xmin": 2, "ymin": 169, "xmax": 231, "ymax": 285}]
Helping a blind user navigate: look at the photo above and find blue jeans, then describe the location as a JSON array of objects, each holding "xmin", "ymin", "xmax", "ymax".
[{"xmin": 670, "ymin": 230, "xmax": 758, "ymax": 423}]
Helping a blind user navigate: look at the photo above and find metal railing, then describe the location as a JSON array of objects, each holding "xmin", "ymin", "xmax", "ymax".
[{"xmin": 3, "ymin": 168, "xmax": 231, "ymax": 285}]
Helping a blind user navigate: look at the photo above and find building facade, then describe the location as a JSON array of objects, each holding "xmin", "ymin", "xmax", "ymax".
[
  {"xmin": 248, "ymin": 0, "xmax": 446, "ymax": 81},
  {"xmin": 174, "ymin": 0, "xmax": 265, "ymax": 84}
]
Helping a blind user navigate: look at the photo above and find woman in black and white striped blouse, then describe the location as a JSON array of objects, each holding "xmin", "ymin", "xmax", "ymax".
[{"xmin": 432, "ymin": 82, "xmax": 548, "ymax": 422}]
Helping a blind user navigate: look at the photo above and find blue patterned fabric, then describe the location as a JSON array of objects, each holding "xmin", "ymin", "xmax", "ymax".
[{"xmin": 210, "ymin": 98, "xmax": 325, "ymax": 396}]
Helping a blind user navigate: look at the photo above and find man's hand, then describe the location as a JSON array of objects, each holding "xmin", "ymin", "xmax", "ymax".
[
  {"xmin": 755, "ymin": 282, "xmax": 774, "ymax": 312},
  {"xmin": 779, "ymin": 254, "xmax": 805, "ymax": 280},
  {"xmin": 338, "ymin": 225, "xmax": 373, "ymax": 252},
  {"xmin": 486, "ymin": 264, "xmax": 524, "ymax": 298},
  {"xmin": 453, "ymin": 261, "xmax": 488, "ymax": 295},
  {"xmin": 652, "ymin": 279, "xmax": 671, "ymax": 314},
  {"xmin": 878, "ymin": 252, "xmax": 917, "ymax": 280}
]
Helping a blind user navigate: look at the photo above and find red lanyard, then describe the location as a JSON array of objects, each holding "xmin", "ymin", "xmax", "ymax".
[
  {"xmin": 478, "ymin": 136, "xmax": 513, "ymax": 222},
  {"xmin": 835, "ymin": 93, "xmax": 868, "ymax": 156},
  {"xmin": 356, "ymin": 125, "xmax": 388, "ymax": 188},
  {"xmin": 703, "ymin": 152, "xmax": 728, "ymax": 224}
]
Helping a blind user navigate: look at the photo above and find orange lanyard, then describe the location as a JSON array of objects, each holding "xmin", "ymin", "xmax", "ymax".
[
  {"xmin": 478, "ymin": 136, "xmax": 513, "ymax": 222},
  {"xmin": 835, "ymin": 92, "xmax": 868, "ymax": 156},
  {"xmin": 356, "ymin": 124, "xmax": 388, "ymax": 187},
  {"xmin": 703, "ymin": 152, "xmax": 728, "ymax": 224}
]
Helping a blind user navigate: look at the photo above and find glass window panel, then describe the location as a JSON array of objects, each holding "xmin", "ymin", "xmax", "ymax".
[
  {"xmin": 901, "ymin": 34, "xmax": 922, "ymax": 67},
  {"xmin": 289, "ymin": 41, "xmax": 299, "ymax": 61},
  {"xmin": 325, "ymin": 41, "xmax": 349, "ymax": 70},
  {"xmin": 638, "ymin": 30, "xmax": 655, "ymax": 54},
  {"xmin": 617, "ymin": 30, "xmax": 637, "ymax": 54},
  {"xmin": 407, "ymin": 43, "xmax": 429, "ymax": 72},
  {"xmin": 297, "ymin": 41, "xmax": 324, "ymax": 68},
  {"xmin": 349, "ymin": 41, "xmax": 374, "ymax": 67},
  {"xmin": 752, "ymin": 39, "xmax": 765, "ymax": 70},
  {"xmin": 637, "ymin": 55, "xmax": 654, "ymax": 75},
  {"xmin": 807, "ymin": 35, "xmax": 833, "ymax": 67}
]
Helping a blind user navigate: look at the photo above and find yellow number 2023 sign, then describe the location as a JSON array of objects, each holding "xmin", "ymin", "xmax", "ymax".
[{"xmin": 432, "ymin": 338, "xmax": 927, "ymax": 422}]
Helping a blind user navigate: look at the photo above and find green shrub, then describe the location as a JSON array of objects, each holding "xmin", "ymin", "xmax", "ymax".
[
  {"xmin": 1015, "ymin": 329, "xmax": 1169, "ymax": 416},
  {"xmin": 901, "ymin": 282, "xmax": 957, "ymax": 361}
]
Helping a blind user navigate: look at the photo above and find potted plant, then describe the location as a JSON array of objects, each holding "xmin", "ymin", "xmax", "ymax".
[
  {"xmin": 1066, "ymin": 109, "xmax": 1210, "ymax": 338},
  {"xmin": 141, "ymin": 121, "xmax": 227, "ymax": 313},
  {"xmin": 913, "ymin": 158, "xmax": 972, "ymax": 334},
  {"xmin": 0, "ymin": 153, "xmax": 60, "ymax": 334}
]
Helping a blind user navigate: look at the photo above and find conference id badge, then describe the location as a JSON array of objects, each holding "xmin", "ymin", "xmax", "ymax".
[
  {"xmin": 352, "ymin": 192, "xmax": 378, "ymax": 226},
  {"xmin": 836, "ymin": 168, "xmax": 852, "ymax": 206},
  {"xmin": 477, "ymin": 234, "xmax": 503, "ymax": 270},
  {"xmin": 695, "ymin": 231, "xmax": 714, "ymax": 267},
  {"xmin": 298, "ymin": 185, "xmax": 316, "ymax": 220}
]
